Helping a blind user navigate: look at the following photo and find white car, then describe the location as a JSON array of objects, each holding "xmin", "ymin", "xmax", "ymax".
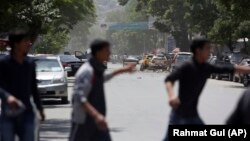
[
  {"xmin": 171, "ymin": 52, "xmax": 192, "ymax": 72},
  {"xmin": 34, "ymin": 55, "xmax": 71, "ymax": 104}
]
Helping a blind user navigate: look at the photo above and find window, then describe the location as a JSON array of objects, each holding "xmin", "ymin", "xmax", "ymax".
[{"xmin": 35, "ymin": 59, "xmax": 62, "ymax": 72}]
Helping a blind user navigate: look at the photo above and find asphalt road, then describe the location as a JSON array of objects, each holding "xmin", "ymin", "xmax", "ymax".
[{"xmin": 40, "ymin": 63, "xmax": 247, "ymax": 141}]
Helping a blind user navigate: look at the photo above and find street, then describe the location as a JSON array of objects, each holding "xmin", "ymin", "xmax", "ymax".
[{"xmin": 40, "ymin": 63, "xmax": 246, "ymax": 141}]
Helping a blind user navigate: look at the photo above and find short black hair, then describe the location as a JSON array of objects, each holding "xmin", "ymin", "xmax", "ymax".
[
  {"xmin": 90, "ymin": 39, "xmax": 110, "ymax": 56},
  {"xmin": 8, "ymin": 29, "xmax": 30, "ymax": 48},
  {"xmin": 190, "ymin": 38, "xmax": 210, "ymax": 55}
]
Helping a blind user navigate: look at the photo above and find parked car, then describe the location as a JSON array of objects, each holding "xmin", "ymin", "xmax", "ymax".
[
  {"xmin": 209, "ymin": 56, "xmax": 217, "ymax": 79},
  {"xmin": 233, "ymin": 58, "xmax": 250, "ymax": 83},
  {"xmin": 229, "ymin": 52, "xmax": 245, "ymax": 65},
  {"xmin": 170, "ymin": 52, "xmax": 192, "ymax": 72},
  {"xmin": 243, "ymin": 73, "xmax": 250, "ymax": 87},
  {"xmin": 140, "ymin": 54, "xmax": 154, "ymax": 71},
  {"xmin": 123, "ymin": 55, "xmax": 139, "ymax": 66},
  {"xmin": 213, "ymin": 57, "xmax": 234, "ymax": 81},
  {"xmin": 74, "ymin": 50, "xmax": 107, "ymax": 69},
  {"xmin": 59, "ymin": 54, "xmax": 84, "ymax": 77},
  {"xmin": 34, "ymin": 56, "xmax": 71, "ymax": 104},
  {"xmin": 148, "ymin": 56, "xmax": 168, "ymax": 71},
  {"xmin": 0, "ymin": 53, "xmax": 6, "ymax": 59}
]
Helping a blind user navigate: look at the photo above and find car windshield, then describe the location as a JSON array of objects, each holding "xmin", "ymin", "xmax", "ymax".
[
  {"xmin": 231, "ymin": 54, "xmax": 243, "ymax": 64},
  {"xmin": 154, "ymin": 57, "xmax": 165, "ymax": 60},
  {"xmin": 35, "ymin": 59, "xmax": 62, "ymax": 72},
  {"xmin": 127, "ymin": 56, "xmax": 137, "ymax": 59},
  {"xmin": 176, "ymin": 54, "xmax": 191, "ymax": 63},
  {"xmin": 60, "ymin": 55, "xmax": 80, "ymax": 62}
]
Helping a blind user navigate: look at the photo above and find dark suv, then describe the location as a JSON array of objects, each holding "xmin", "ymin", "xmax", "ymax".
[{"xmin": 209, "ymin": 56, "xmax": 234, "ymax": 81}]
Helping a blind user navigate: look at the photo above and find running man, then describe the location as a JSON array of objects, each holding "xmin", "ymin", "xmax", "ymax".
[
  {"xmin": 69, "ymin": 39, "xmax": 135, "ymax": 141},
  {"xmin": 0, "ymin": 29, "xmax": 45, "ymax": 141},
  {"xmin": 164, "ymin": 39, "xmax": 250, "ymax": 140}
]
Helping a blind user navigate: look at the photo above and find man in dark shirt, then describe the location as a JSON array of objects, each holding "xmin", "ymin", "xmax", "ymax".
[
  {"xmin": 69, "ymin": 40, "xmax": 135, "ymax": 141},
  {"xmin": 0, "ymin": 29, "xmax": 45, "ymax": 141},
  {"xmin": 226, "ymin": 89, "xmax": 250, "ymax": 124},
  {"xmin": 163, "ymin": 39, "xmax": 250, "ymax": 141}
]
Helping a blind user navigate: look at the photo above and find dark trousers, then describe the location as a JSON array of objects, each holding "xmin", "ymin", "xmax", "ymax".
[
  {"xmin": 163, "ymin": 111, "xmax": 204, "ymax": 141},
  {"xmin": 69, "ymin": 119, "xmax": 112, "ymax": 141},
  {"xmin": 0, "ymin": 112, "xmax": 36, "ymax": 141}
]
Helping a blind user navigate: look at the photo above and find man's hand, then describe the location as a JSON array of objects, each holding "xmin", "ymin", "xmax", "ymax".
[
  {"xmin": 7, "ymin": 95, "xmax": 19, "ymax": 109},
  {"xmin": 169, "ymin": 95, "xmax": 180, "ymax": 109},
  {"xmin": 39, "ymin": 111, "xmax": 46, "ymax": 121},
  {"xmin": 120, "ymin": 64, "xmax": 136, "ymax": 73},
  {"xmin": 94, "ymin": 114, "xmax": 108, "ymax": 131}
]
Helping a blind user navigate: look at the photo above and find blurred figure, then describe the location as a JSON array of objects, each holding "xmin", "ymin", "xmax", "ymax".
[
  {"xmin": 0, "ymin": 29, "xmax": 45, "ymax": 141},
  {"xmin": 163, "ymin": 38, "xmax": 250, "ymax": 141},
  {"xmin": 226, "ymin": 89, "xmax": 250, "ymax": 124},
  {"xmin": 69, "ymin": 39, "xmax": 135, "ymax": 141}
]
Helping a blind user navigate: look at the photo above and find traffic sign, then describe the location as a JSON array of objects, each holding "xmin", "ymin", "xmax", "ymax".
[{"xmin": 108, "ymin": 22, "xmax": 149, "ymax": 30}]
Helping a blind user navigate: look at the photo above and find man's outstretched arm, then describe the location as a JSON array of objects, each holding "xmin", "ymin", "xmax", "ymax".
[
  {"xmin": 104, "ymin": 64, "xmax": 136, "ymax": 82},
  {"xmin": 235, "ymin": 65, "xmax": 250, "ymax": 74}
]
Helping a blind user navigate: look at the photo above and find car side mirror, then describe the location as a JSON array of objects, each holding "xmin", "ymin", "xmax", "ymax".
[{"xmin": 64, "ymin": 67, "xmax": 72, "ymax": 72}]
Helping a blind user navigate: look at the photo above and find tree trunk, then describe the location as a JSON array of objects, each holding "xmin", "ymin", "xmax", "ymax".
[{"xmin": 174, "ymin": 30, "xmax": 190, "ymax": 52}]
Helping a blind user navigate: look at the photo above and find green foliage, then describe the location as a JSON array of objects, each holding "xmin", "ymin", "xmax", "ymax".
[
  {"xmin": 0, "ymin": 0, "xmax": 96, "ymax": 54},
  {"xmin": 34, "ymin": 29, "xmax": 69, "ymax": 54},
  {"xmin": 136, "ymin": 0, "xmax": 218, "ymax": 51},
  {"xmin": 122, "ymin": 0, "xmax": 250, "ymax": 52},
  {"xmin": 0, "ymin": 0, "xmax": 95, "ymax": 34},
  {"xmin": 106, "ymin": 0, "xmax": 164, "ymax": 54}
]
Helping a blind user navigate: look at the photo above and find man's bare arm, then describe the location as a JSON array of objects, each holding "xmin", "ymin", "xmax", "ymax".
[
  {"xmin": 165, "ymin": 81, "xmax": 180, "ymax": 109},
  {"xmin": 82, "ymin": 102, "xmax": 108, "ymax": 130},
  {"xmin": 235, "ymin": 65, "xmax": 250, "ymax": 74},
  {"xmin": 166, "ymin": 81, "xmax": 175, "ymax": 98},
  {"xmin": 104, "ymin": 64, "xmax": 136, "ymax": 82}
]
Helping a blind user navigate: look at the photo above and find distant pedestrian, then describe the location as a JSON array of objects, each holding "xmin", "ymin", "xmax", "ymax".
[
  {"xmin": 69, "ymin": 39, "xmax": 135, "ymax": 141},
  {"xmin": 0, "ymin": 29, "xmax": 45, "ymax": 141},
  {"xmin": 226, "ymin": 89, "xmax": 250, "ymax": 124},
  {"xmin": 163, "ymin": 38, "xmax": 250, "ymax": 141}
]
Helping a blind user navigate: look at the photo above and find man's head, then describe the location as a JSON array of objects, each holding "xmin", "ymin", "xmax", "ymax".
[
  {"xmin": 8, "ymin": 29, "xmax": 31, "ymax": 56},
  {"xmin": 190, "ymin": 38, "xmax": 211, "ymax": 62},
  {"xmin": 90, "ymin": 39, "xmax": 111, "ymax": 63}
]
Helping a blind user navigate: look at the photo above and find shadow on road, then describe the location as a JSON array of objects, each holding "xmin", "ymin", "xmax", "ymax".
[
  {"xmin": 225, "ymin": 85, "xmax": 246, "ymax": 89},
  {"xmin": 40, "ymin": 119, "xmax": 70, "ymax": 141},
  {"xmin": 42, "ymin": 100, "xmax": 70, "ymax": 105}
]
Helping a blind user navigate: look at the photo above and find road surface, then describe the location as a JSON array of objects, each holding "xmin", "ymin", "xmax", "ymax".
[{"xmin": 40, "ymin": 63, "xmax": 246, "ymax": 141}]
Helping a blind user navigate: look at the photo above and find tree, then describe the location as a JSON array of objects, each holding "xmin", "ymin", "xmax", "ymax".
[
  {"xmin": 0, "ymin": 0, "xmax": 96, "ymax": 54},
  {"xmin": 208, "ymin": 0, "xmax": 250, "ymax": 51},
  {"xmin": 120, "ymin": 0, "xmax": 218, "ymax": 52},
  {"xmin": 0, "ymin": 0, "xmax": 95, "ymax": 34},
  {"xmin": 33, "ymin": 28, "xmax": 69, "ymax": 54},
  {"xmin": 106, "ymin": 0, "xmax": 164, "ymax": 55}
]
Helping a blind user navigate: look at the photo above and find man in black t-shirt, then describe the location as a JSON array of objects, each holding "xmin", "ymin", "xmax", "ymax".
[{"xmin": 163, "ymin": 39, "xmax": 250, "ymax": 141}]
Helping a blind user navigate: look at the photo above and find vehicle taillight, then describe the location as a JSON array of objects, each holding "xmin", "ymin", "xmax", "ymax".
[{"xmin": 62, "ymin": 63, "xmax": 71, "ymax": 68}]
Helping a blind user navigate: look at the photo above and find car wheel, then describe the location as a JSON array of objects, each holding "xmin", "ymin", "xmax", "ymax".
[
  {"xmin": 243, "ymin": 75, "xmax": 249, "ymax": 87},
  {"xmin": 239, "ymin": 77, "xmax": 244, "ymax": 83},
  {"xmin": 229, "ymin": 74, "xmax": 233, "ymax": 81},
  {"xmin": 216, "ymin": 74, "xmax": 222, "ymax": 80},
  {"xmin": 61, "ymin": 96, "xmax": 69, "ymax": 104},
  {"xmin": 233, "ymin": 76, "xmax": 238, "ymax": 82},
  {"xmin": 169, "ymin": 67, "xmax": 173, "ymax": 72},
  {"xmin": 210, "ymin": 74, "xmax": 215, "ymax": 79},
  {"xmin": 140, "ymin": 65, "xmax": 144, "ymax": 71}
]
